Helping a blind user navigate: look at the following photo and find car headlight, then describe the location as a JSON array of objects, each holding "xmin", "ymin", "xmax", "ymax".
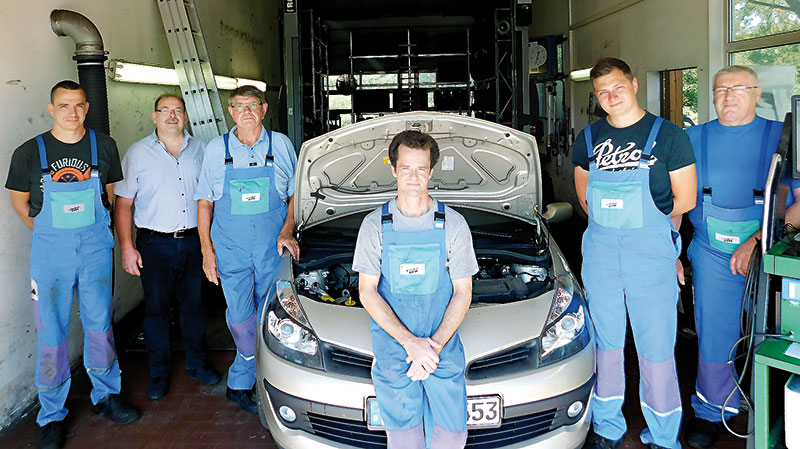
[
  {"xmin": 264, "ymin": 279, "xmax": 323, "ymax": 370},
  {"xmin": 539, "ymin": 275, "xmax": 590, "ymax": 366}
]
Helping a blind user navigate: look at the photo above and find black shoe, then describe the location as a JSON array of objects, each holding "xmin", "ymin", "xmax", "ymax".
[
  {"xmin": 686, "ymin": 417, "xmax": 722, "ymax": 449},
  {"xmin": 91, "ymin": 394, "xmax": 140, "ymax": 424},
  {"xmin": 147, "ymin": 376, "xmax": 169, "ymax": 400},
  {"xmin": 188, "ymin": 365, "xmax": 221, "ymax": 385},
  {"xmin": 226, "ymin": 387, "xmax": 258, "ymax": 414},
  {"xmin": 582, "ymin": 432, "xmax": 625, "ymax": 449},
  {"xmin": 38, "ymin": 421, "xmax": 64, "ymax": 449}
]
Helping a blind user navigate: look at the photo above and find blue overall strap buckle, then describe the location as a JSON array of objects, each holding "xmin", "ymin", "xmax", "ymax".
[
  {"xmin": 434, "ymin": 201, "xmax": 445, "ymax": 229},
  {"xmin": 35, "ymin": 134, "xmax": 50, "ymax": 175},
  {"xmin": 639, "ymin": 117, "xmax": 664, "ymax": 169},
  {"xmin": 381, "ymin": 202, "xmax": 393, "ymax": 232},
  {"xmin": 265, "ymin": 130, "xmax": 274, "ymax": 166},
  {"xmin": 223, "ymin": 133, "xmax": 233, "ymax": 164},
  {"xmin": 88, "ymin": 129, "xmax": 100, "ymax": 179}
]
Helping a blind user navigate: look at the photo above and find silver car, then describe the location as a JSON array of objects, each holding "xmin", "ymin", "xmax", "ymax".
[{"xmin": 255, "ymin": 112, "xmax": 594, "ymax": 449}]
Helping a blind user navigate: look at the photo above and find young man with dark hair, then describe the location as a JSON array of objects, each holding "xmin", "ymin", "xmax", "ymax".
[
  {"xmin": 115, "ymin": 93, "xmax": 220, "ymax": 402},
  {"xmin": 7, "ymin": 80, "xmax": 138, "ymax": 449},
  {"xmin": 353, "ymin": 130, "xmax": 478, "ymax": 449},
  {"xmin": 572, "ymin": 58, "xmax": 697, "ymax": 449}
]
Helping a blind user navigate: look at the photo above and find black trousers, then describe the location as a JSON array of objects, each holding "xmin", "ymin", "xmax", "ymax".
[{"xmin": 137, "ymin": 230, "xmax": 207, "ymax": 377}]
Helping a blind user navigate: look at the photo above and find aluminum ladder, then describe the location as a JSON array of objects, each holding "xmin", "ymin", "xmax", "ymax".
[{"xmin": 156, "ymin": 0, "xmax": 228, "ymax": 142}]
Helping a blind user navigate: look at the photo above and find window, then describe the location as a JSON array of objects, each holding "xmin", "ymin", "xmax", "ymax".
[{"xmin": 731, "ymin": 0, "xmax": 800, "ymax": 41}]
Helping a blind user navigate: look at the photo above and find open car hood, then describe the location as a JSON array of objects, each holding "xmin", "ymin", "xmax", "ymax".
[{"xmin": 295, "ymin": 111, "xmax": 542, "ymax": 228}]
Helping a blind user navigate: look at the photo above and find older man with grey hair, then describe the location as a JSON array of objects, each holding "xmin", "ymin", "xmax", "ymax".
[
  {"xmin": 683, "ymin": 65, "xmax": 782, "ymax": 448},
  {"xmin": 195, "ymin": 85, "xmax": 299, "ymax": 414}
]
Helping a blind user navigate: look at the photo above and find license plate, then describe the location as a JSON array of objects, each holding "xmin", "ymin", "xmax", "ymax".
[{"xmin": 366, "ymin": 395, "xmax": 502, "ymax": 430}]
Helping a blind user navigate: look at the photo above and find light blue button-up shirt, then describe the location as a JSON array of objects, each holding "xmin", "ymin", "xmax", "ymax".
[
  {"xmin": 115, "ymin": 130, "xmax": 204, "ymax": 232},
  {"xmin": 194, "ymin": 126, "xmax": 297, "ymax": 204}
]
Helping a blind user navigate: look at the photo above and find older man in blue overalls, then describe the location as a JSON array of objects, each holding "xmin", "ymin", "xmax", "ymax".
[
  {"xmin": 195, "ymin": 85, "xmax": 299, "ymax": 414},
  {"xmin": 573, "ymin": 58, "xmax": 697, "ymax": 449},
  {"xmin": 354, "ymin": 130, "xmax": 479, "ymax": 449}
]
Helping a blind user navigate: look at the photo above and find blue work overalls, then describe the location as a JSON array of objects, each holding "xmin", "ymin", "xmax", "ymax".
[
  {"xmin": 372, "ymin": 202, "xmax": 468, "ymax": 449},
  {"xmin": 688, "ymin": 121, "xmax": 777, "ymax": 421},
  {"xmin": 581, "ymin": 118, "xmax": 683, "ymax": 448},
  {"xmin": 31, "ymin": 130, "xmax": 119, "ymax": 426},
  {"xmin": 211, "ymin": 130, "xmax": 285, "ymax": 390}
]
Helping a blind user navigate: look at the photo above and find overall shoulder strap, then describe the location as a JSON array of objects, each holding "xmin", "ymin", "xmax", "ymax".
[
  {"xmin": 88, "ymin": 129, "xmax": 99, "ymax": 178},
  {"xmin": 434, "ymin": 201, "xmax": 446, "ymax": 229},
  {"xmin": 753, "ymin": 119, "xmax": 776, "ymax": 200},
  {"xmin": 223, "ymin": 133, "xmax": 233, "ymax": 165},
  {"xmin": 265, "ymin": 130, "xmax": 274, "ymax": 166},
  {"xmin": 381, "ymin": 202, "xmax": 393, "ymax": 233},
  {"xmin": 639, "ymin": 117, "xmax": 664, "ymax": 170},
  {"xmin": 35, "ymin": 134, "xmax": 49, "ymax": 175},
  {"xmin": 700, "ymin": 123, "xmax": 711, "ymax": 197},
  {"xmin": 584, "ymin": 125, "xmax": 595, "ymax": 167}
]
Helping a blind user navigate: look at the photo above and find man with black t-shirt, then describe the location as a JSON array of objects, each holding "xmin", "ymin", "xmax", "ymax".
[
  {"xmin": 572, "ymin": 59, "xmax": 696, "ymax": 449},
  {"xmin": 6, "ymin": 80, "xmax": 138, "ymax": 449}
]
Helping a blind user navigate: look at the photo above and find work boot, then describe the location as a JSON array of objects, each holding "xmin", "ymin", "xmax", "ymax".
[
  {"xmin": 147, "ymin": 376, "xmax": 169, "ymax": 400},
  {"xmin": 582, "ymin": 431, "xmax": 625, "ymax": 449},
  {"xmin": 685, "ymin": 417, "xmax": 722, "ymax": 449},
  {"xmin": 226, "ymin": 387, "xmax": 258, "ymax": 414},
  {"xmin": 38, "ymin": 421, "xmax": 64, "ymax": 449},
  {"xmin": 91, "ymin": 394, "xmax": 141, "ymax": 424},
  {"xmin": 188, "ymin": 365, "xmax": 221, "ymax": 385}
]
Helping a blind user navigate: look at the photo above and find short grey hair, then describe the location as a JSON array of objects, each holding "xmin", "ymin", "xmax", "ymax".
[
  {"xmin": 713, "ymin": 65, "xmax": 759, "ymax": 86},
  {"xmin": 228, "ymin": 85, "xmax": 266, "ymax": 107}
]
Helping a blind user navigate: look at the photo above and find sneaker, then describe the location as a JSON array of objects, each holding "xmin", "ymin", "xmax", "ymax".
[
  {"xmin": 226, "ymin": 387, "xmax": 258, "ymax": 414},
  {"xmin": 582, "ymin": 432, "xmax": 625, "ymax": 449},
  {"xmin": 685, "ymin": 417, "xmax": 721, "ymax": 449},
  {"xmin": 38, "ymin": 421, "xmax": 64, "ymax": 449},
  {"xmin": 91, "ymin": 394, "xmax": 140, "ymax": 424},
  {"xmin": 188, "ymin": 365, "xmax": 221, "ymax": 385},
  {"xmin": 147, "ymin": 376, "xmax": 169, "ymax": 400}
]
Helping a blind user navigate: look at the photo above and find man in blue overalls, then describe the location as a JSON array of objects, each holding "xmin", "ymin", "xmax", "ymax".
[
  {"xmin": 195, "ymin": 85, "xmax": 298, "ymax": 414},
  {"xmin": 6, "ymin": 80, "xmax": 139, "ymax": 449},
  {"xmin": 353, "ymin": 130, "xmax": 479, "ymax": 449},
  {"xmin": 572, "ymin": 58, "xmax": 697, "ymax": 449},
  {"xmin": 683, "ymin": 66, "xmax": 782, "ymax": 449}
]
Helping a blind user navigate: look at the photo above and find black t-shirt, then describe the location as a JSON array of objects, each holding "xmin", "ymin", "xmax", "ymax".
[
  {"xmin": 571, "ymin": 112, "xmax": 696, "ymax": 215},
  {"xmin": 5, "ymin": 130, "xmax": 123, "ymax": 216}
]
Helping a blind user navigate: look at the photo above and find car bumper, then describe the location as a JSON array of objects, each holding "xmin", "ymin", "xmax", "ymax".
[{"xmin": 256, "ymin": 341, "xmax": 594, "ymax": 449}]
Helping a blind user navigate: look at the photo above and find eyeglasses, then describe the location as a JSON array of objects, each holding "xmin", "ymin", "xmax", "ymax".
[
  {"xmin": 232, "ymin": 102, "xmax": 262, "ymax": 112},
  {"xmin": 155, "ymin": 108, "xmax": 185, "ymax": 116},
  {"xmin": 713, "ymin": 85, "xmax": 759, "ymax": 97}
]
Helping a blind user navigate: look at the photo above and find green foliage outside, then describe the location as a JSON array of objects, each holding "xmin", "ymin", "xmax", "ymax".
[
  {"xmin": 732, "ymin": 0, "xmax": 800, "ymax": 93},
  {"xmin": 683, "ymin": 68, "xmax": 699, "ymax": 126}
]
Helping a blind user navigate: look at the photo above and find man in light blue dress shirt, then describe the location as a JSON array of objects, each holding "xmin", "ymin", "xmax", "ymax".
[
  {"xmin": 195, "ymin": 85, "xmax": 299, "ymax": 414},
  {"xmin": 115, "ymin": 94, "xmax": 220, "ymax": 401}
]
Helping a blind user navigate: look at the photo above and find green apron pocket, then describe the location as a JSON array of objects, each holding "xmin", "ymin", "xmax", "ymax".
[
  {"xmin": 706, "ymin": 216, "xmax": 760, "ymax": 254},
  {"xmin": 50, "ymin": 189, "xmax": 96, "ymax": 229},
  {"xmin": 387, "ymin": 242, "xmax": 440, "ymax": 295},
  {"xmin": 229, "ymin": 177, "xmax": 270, "ymax": 215},
  {"xmin": 590, "ymin": 181, "xmax": 643, "ymax": 229}
]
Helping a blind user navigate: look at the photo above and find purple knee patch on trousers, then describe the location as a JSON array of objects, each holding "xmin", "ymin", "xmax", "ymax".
[
  {"xmin": 431, "ymin": 425, "xmax": 467, "ymax": 449},
  {"xmin": 32, "ymin": 300, "xmax": 42, "ymax": 331},
  {"xmin": 88, "ymin": 329, "xmax": 117, "ymax": 370},
  {"xmin": 596, "ymin": 348, "xmax": 624, "ymax": 398},
  {"xmin": 37, "ymin": 340, "xmax": 70, "ymax": 387},
  {"xmin": 228, "ymin": 314, "xmax": 256, "ymax": 358},
  {"xmin": 698, "ymin": 356, "xmax": 737, "ymax": 406},
  {"xmin": 639, "ymin": 355, "xmax": 681, "ymax": 412},
  {"xmin": 386, "ymin": 423, "xmax": 425, "ymax": 449}
]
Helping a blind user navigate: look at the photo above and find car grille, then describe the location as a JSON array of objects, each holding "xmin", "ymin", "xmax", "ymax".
[
  {"xmin": 466, "ymin": 341, "xmax": 538, "ymax": 380},
  {"xmin": 307, "ymin": 407, "xmax": 558, "ymax": 448},
  {"xmin": 321, "ymin": 342, "xmax": 374, "ymax": 379}
]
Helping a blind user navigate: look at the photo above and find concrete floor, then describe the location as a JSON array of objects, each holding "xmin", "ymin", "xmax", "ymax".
[{"xmin": 0, "ymin": 216, "xmax": 750, "ymax": 448}]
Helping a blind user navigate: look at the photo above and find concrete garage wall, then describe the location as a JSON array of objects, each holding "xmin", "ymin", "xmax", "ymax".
[
  {"xmin": 533, "ymin": 0, "xmax": 719, "ymax": 215},
  {"xmin": 0, "ymin": 0, "xmax": 281, "ymax": 430}
]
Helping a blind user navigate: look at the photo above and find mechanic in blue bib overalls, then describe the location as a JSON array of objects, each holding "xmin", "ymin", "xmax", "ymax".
[
  {"xmin": 353, "ymin": 130, "xmax": 478, "ymax": 449},
  {"xmin": 683, "ymin": 66, "xmax": 782, "ymax": 449},
  {"xmin": 195, "ymin": 85, "xmax": 298, "ymax": 414},
  {"xmin": 6, "ymin": 81, "xmax": 139, "ymax": 449},
  {"xmin": 573, "ymin": 59, "xmax": 697, "ymax": 449}
]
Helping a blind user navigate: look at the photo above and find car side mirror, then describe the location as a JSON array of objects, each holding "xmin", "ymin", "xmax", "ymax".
[{"xmin": 541, "ymin": 202, "xmax": 572, "ymax": 224}]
